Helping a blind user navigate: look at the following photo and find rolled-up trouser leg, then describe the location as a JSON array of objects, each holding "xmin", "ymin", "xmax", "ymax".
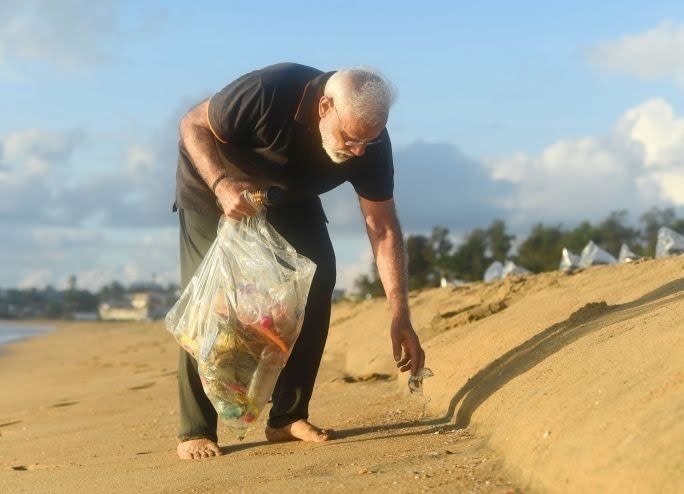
[
  {"xmin": 266, "ymin": 208, "xmax": 336, "ymax": 428},
  {"xmin": 177, "ymin": 208, "xmax": 220, "ymax": 442}
]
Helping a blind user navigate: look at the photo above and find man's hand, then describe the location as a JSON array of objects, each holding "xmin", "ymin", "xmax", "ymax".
[
  {"xmin": 215, "ymin": 179, "xmax": 260, "ymax": 220},
  {"xmin": 391, "ymin": 315, "xmax": 426, "ymax": 376}
]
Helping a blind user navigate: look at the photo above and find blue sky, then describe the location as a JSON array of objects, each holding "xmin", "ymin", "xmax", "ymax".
[{"xmin": 1, "ymin": 1, "xmax": 684, "ymax": 291}]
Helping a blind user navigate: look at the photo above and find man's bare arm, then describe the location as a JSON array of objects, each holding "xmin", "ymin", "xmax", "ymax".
[
  {"xmin": 358, "ymin": 196, "xmax": 425, "ymax": 374},
  {"xmin": 179, "ymin": 99, "xmax": 257, "ymax": 218}
]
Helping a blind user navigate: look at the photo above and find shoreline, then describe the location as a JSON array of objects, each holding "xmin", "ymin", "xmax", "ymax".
[{"xmin": 0, "ymin": 321, "xmax": 56, "ymax": 348}]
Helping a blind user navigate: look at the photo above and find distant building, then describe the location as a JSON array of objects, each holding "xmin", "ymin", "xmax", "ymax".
[{"xmin": 98, "ymin": 291, "xmax": 173, "ymax": 321}]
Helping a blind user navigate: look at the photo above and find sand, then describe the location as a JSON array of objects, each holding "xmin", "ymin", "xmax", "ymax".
[{"xmin": 0, "ymin": 256, "xmax": 682, "ymax": 493}]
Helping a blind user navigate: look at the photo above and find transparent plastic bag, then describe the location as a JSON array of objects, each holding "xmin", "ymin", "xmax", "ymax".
[
  {"xmin": 484, "ymin": 260, "xmax": 530, "ymax": 282},
  {"xmin": 618, "ymin": 243, "xmax": 641, "ymax": 263},
  {"xmin": 559, "ymin": 248, "xmax": 581, "ymax": 272},
  {"xmin": 483, "ymin": 261, "xmax": 503, "ymax": 283},
  {"xmin": 655, "ymin": 226, "xmax": 684, "ymax": 258},
  {"xmin": 579, "ymin": 240, "xmax": 617, "ymax": 268},
  {"xmin": 165, "ymin": 214, "xmax": 316, "ymax": 438},
  {"xmin": 501, "ymin": 260, "xmax": 530, "ymax": 278}
]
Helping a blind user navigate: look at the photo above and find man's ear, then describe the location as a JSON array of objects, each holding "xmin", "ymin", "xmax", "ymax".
[{"xmin": 319, "ymin": 96, "xmax": 333, "ymax": 118}]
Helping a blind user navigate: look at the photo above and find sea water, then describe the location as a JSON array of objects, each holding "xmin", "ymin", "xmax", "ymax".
[{"xmin": 0, "ymin": 322, "xmax": 54, "ymax": 347}]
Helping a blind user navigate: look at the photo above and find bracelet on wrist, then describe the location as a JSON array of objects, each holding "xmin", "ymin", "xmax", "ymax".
[{"xmin": 211, "ymin": 173, "xmax": 228, "ymax": 194}]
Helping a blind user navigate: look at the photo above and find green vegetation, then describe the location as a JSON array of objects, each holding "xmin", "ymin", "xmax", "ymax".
[
  {"xmin": 0, "ymin": 280, "xmax": 179, "ymax": 320},
  {"xmin": 354, "ymin": 207, "xmax": 684, "ymax": 297}
]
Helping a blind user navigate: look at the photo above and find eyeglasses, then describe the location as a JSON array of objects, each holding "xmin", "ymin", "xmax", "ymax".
[{"xmin": 331, "ymin": 99, "xmax": 383, "ymax": 147}]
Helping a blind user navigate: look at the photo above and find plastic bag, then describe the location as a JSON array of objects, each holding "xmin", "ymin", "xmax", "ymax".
[
  {"xmin": 408, "ymin": 367, "xmax": 434, "ymax": 394},
  {"xmin": 166, "ymin": 214, "xmax": 316, "ymax": 438},
  {"xmin": 655, "ymin": 226, "xmax": 684, "ymax": 258},
  {"xmin": 579, "ymin": 241, "xmax": 617, "ymax": 268},
  {"xmin": 484, "ymin": 260, "xmax": 530, "ymax": 282},
  {"xmin": 559, "ymin": 248, "xmax": 581, "ymax": 272},
  {"xmin": 501, "ymin": 260, "xmax": 530, "ymax": 278},
  {"xmin": 483, "ymin": 261, "xmax": 503, "ymax": 283},
  {"xmin": 618, "ymin": 243, "xmax": 641, "ymax": 263}
]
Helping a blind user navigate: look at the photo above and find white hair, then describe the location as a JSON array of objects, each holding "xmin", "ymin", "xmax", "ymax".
[{"xmin": 324, "ymin": 67, "xmax": 397, "ymax": 128}]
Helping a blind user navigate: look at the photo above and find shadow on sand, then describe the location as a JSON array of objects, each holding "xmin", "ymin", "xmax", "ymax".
[{"xmin": 320, "ymin": 278, "xmax": 683, "ymax": 444}]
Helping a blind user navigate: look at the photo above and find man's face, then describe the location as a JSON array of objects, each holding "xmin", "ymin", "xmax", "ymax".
[{"xmin": 319, "ymin": 97, "xmax": 385, "ymax": 165}]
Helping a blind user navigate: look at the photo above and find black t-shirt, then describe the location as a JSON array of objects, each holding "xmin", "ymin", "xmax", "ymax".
[{"xmin": 174, "ymin": 62, "xmax": 394, "ymax": 216}]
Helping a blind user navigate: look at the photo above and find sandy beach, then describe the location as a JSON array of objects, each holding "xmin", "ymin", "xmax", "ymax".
[{"xmin": 1, "ymin": 256, "xmax": 682, "ymax": 493}]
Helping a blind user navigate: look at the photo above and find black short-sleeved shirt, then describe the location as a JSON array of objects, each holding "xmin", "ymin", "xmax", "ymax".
[{"xmin": 174, "ymin": 62, "xmax": 394, "ymax": 217}]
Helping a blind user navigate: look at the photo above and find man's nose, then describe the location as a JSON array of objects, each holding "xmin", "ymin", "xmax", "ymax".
[{"xmin": 349, "ymin": 144, "xmax": 366, "ymax": 156}]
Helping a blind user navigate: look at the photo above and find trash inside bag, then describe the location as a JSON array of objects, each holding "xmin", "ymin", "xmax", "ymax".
[
  {"xmin": 655, "ymin": 226, "xmax": 684, "ymax": 258},
  {"xmin": 579, "ymin": 241, "xmax": 617, "ymax": 268},
  {"xmin": 165, "ymin": 214, "xmax": 316, "ymax": 438},
  {"xmin": 618, "ymin": 243, "xmax": 641, "ymax": 263},
  {"xmin": 559, "ymin": 248, "xmax": 581, "ymax": 272}
]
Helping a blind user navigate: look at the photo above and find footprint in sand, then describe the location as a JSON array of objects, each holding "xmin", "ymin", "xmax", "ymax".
[
  {"xmin": 128, "ymin": 382, "xmax": 155, "ymax": 391},
  {"xmin": 10, "ymin": 463, "xmax": 62, "ymax": 471},
  {"xmin": 50, "ymin": 401, "xmax": 79, "ymax": 408},
  {"xmin": 0, "ymin": 420, "xmax": 22, "ymax": 428}
]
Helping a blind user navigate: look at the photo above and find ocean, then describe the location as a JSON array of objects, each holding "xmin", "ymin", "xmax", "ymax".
[{"xmin": 0, "ymin": 322, "xmax": 54, "ymax": 347}]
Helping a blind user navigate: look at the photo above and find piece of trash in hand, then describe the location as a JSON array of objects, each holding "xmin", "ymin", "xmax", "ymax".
[{"xmin": 408, "ymin": 368, "xmax": 434, "ymax": 394}]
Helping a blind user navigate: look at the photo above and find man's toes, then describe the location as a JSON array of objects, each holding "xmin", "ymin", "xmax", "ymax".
[{"xmin": 177, "ymin": 438, "xmax": 223, "ymax": 460}]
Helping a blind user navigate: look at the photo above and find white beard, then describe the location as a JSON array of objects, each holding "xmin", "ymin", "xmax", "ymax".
[{"xmin": 321, "ymin": 125, "xmax": 353, "ymax": 165}]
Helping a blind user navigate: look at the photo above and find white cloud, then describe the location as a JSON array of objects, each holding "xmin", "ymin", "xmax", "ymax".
[
  {"xmin": 589, "ymin": 22, "xmax": 684, "ymax": 85},
  {"xmin": 3, "ymin": 224, "xmax": 179, "ymax": 291},
  {"xmin": 0, "ymin": 1, "xmax": 120, "ymax": 68},
  {"xmin": 0, "ymin": 106, "xmax": 180, "ymax": 228},
  {"xmin": 0, "ymin": 128, "xmax": 84, "ymax": 182},
  {"xmin": 3, "ymin": 96, "xmax": 684, "ymax": 291},
  {"xmin": 17, "ymin": 269, "xmax": 52, "ymax": 290},
  {"xmin": 617, "ymin": 98, "xmax": 684, "ymax": 167},
  {"xmin": 0, "ymin": 2, "xmax": 168, "ymax": 72},
  {"xmin": 487, "ymin": 98, "xmax": 684, "ymax": 225}
]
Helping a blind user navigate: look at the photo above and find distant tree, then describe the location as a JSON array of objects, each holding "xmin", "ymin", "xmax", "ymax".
[
  {"xmin": 561, "ymin": 220, "xmax": 599, "ymax": 253},
  {"xmin": 67, "ymin": 274, "xmax": 77, "ymax": 291},
  {"xmin": 486, "ymin": 219, "xmax": 513, "ymax": 262},
  {"xmin": 63, "ymin": 289, "xmax": 98, "ymax": 316},
  {"xmin": 165, "ymin": 282, "xmax": 181, "ymax": 294},
  {"xmin": 596, "ymin": 210, "xmax": 640, "ymax": 256},
  {"xmin": 406, "ymin": 234, "xmax": 437, "ymax": 289},
  {"xmin": 98, "ymin": 281, "xmax": 126, "ymax": 302},
  {"xmin": 350, "ymin": 207, "xmax": 684, "ymax": 296},
  {"xmin": 430, "ymin": 226, "xmax": 454, "ymax": 280},
  {"xmin": 516, "ymin": 223, "xmax": 565, "ymax": 273},
  {"xmin": 451, "ymin": 228, "xmax": 489, "ymax": 281},
  {"xmin": 640, "ymin": 207, "xmax": 677, "ymax": 255},
  {"xmin": 353, "ymin": 263, "xmax": 384, "ymax": 298},
  {"xmin": 671, "ymin": 218, "xmax": 684, "ymax": 235}
]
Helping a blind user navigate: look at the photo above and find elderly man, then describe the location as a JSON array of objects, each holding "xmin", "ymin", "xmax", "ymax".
[{"xmin": 173, "ymin": 62, "xmax": 425, "ymax": 460}]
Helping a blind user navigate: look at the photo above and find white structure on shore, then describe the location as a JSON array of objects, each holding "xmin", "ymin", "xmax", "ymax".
[{"xmin": 98, "ymin": 291, "xmax": 172, "ymax": 321}]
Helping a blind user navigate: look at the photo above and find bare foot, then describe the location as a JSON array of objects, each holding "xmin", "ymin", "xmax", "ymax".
[
  {"xmin": 176, "ymin": 438, "xmax": 223, "ymax": 460},
  {"xmin": 265, "ymin": 419, "xmax": 332, "ymax": 443}
]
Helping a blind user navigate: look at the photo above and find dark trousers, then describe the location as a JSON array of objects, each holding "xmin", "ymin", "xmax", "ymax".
[{"xmin": 176, "ymin": 206, "xmax": 336, "ymax": 442}]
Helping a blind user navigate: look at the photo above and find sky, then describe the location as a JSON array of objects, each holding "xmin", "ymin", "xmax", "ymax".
[{"xmin": 1, "ymin": 0, "xmax": 684, "ymax": 292}]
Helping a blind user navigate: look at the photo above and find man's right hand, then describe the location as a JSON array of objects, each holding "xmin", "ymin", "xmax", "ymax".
[{"xmin": 215, "ymin": 179, "xmax": 260, "ymax": 220}]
